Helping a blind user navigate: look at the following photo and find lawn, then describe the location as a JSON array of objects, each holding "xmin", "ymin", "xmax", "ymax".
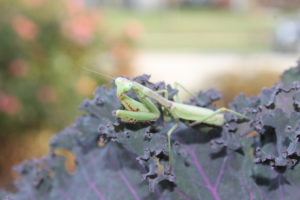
[{"xmin": 104, "ymin": 8, "xmax": 277, "ymax": 52}]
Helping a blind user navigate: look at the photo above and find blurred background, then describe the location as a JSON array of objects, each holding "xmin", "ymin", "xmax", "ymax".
[{"xmin": 0, "ymin": 0, "xmax": 299, "ymax": 190}]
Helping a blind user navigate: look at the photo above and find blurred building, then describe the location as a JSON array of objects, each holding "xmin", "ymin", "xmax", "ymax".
[
  {"xmin": 273, "ymin": 16, "xmax": 300, "ymax": 53},
  {"xmin": 261, "ymin": 0, "xmax": 300, "ymax": 9},
  {"xmin": 92, "ymin": 0, "xmax": 300, "ymax": 10},
  {"xmin": 90, "ymin": 0, "xmax": 166, "ymax": 10},
  {"xmin": 92, "ymin": 0, "xmax": 251, "ymax": 11}
]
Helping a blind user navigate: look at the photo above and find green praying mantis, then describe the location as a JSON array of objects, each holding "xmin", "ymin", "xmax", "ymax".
[{"xmin": 114, "ymin": 77, "xmax": 250, "ymax": 167}]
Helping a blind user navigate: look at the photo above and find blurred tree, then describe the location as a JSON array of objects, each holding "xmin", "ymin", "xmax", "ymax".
[
  {"xmin": 0, "ymin": 0, "xmax": 137, "ymax": 189},
  {"xmin": 0, "ymin": 0, "xmax": 136, "ymax": 133}
]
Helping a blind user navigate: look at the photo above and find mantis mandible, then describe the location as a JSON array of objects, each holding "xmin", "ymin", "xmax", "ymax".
[{"xmin": 114, "ymin": 77, "xmax": 249, "ymax": 167}]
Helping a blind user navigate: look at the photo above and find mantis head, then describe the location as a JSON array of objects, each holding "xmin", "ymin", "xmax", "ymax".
[{"xmin": 115, "ymin": 77, "xmax": 133, "ymax": 96}]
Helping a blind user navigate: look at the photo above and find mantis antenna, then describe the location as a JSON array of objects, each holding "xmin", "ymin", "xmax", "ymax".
[{"xmin": 82, "ymin": 67, "xmax": 115, "ymax": 81}]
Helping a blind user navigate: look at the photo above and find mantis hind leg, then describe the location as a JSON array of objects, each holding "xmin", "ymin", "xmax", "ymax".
[{"xmin": 190, "ymin": 107, "xmax": 249, "ymax": 126}]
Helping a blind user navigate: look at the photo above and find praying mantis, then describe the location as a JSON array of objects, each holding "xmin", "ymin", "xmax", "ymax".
[{"xmin": 114, "ymin": 77, "xmax": 250, "ymax": 167}]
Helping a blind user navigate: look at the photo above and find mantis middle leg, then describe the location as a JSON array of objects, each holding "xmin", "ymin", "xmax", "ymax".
[
  {"xmin": 173, "ymin": 82, "xmax": 196, "ymax": 103},
  {"xmin": 138, "ymin": 89, "xmax": 180, "ymax": 169},
  {"xmin": 166, "ymin": 123, "xmax": 178, "ymax": 169}
]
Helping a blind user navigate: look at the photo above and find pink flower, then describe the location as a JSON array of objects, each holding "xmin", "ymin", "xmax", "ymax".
[
  {"xmin": 65, "ymin": 0, "xmax": 85, "ymax": 15},
  {"xmin": 0, "ymin": 94, "xmax": 22, "ymax": 116},
  {"xmin": 61, "ymin": 14, "xmax": 97, "ymax": 46},
  {"xmin": 12, "ymin": 16, "xmax": 39, "ymax": 40},
  {"xmin": 36, "ymin": 85, "xmax": 56, "ymax": 103},
  {"xmin": 9, "ymin": 59, "xmax": 28, "ymax": 77}
]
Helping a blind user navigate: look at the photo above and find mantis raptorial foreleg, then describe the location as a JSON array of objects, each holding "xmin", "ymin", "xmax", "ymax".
[
  {"xmin": 116, "ymin": 91, "xmax": 160, "ymax": 122},
  {"xmin": 119, "ymin": 94, "xmax": 150, "ymax": 112},
  {"xmin": 115, "ymin": 110, "xmax": 159, "ymax": 122},
  {"xmin": 136, "ymin": 92, "xmax": 160, "ymax": 115}
]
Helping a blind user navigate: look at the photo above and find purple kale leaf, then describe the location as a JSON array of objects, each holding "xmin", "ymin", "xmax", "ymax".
[
  {"xmin": 216, "ymin": 70, "xmax": 300, "ymax": 199},
  {"xmin": 3, "ymin": 83, "xmax": 159, "ymax": 200},
  {"xmin": 4, "ymin": 67, "xmax": 300, "ymax": 200}
]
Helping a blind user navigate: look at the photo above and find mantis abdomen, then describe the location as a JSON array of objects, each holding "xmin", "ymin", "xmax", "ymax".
[{"xmin": 170, "ymin": 102, "xmax": 224, "ymax": 126}]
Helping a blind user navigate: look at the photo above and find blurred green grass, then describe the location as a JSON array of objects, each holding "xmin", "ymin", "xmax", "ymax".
[{"xmin": 105, "ymin": 8, "xmax": 276, "ymax": 52}]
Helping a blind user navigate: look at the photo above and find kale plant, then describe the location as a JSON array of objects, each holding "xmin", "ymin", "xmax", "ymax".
[{"xmin": 2, "ymin": 62, "xmax": 300, "ymax": 200}]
